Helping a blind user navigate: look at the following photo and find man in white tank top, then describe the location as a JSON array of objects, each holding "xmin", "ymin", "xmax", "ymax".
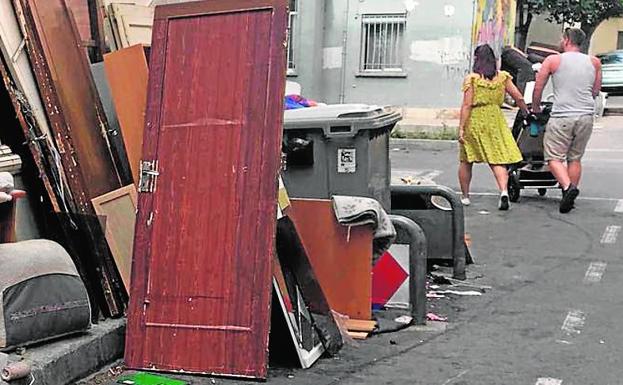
[{"xmin": 532, "ymin": 28, "xmax": 602, "ymax": 214}]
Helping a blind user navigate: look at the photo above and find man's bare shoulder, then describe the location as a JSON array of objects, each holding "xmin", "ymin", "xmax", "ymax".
[
  {"xmin": 542, "ymin": 54, "xmax": 561, "ymax": 71},
  {"xmin": 590, "ymin": 56, "xmax": 602, "ymax": 68}
]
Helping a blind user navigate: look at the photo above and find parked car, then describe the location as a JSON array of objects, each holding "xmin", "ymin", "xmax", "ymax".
[{"xmin": 598, "ymin": 51, "xmax": 623, "ymax": 93}]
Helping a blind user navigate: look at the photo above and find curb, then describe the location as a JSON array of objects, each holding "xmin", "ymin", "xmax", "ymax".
[
  {"xmin": 395, "ymin": 123, "xmax": 458, "ymax": 133},
  {"xmin": 390, "ymin": 138, "xmax": 458, "ymax": 152},
  {"xmin": 604, "ymin": 107, "xmax": 623, "ymax": 116},
  {"xmin": 11, "ymin": 318, "xmax": 125, "ymax": 385}
]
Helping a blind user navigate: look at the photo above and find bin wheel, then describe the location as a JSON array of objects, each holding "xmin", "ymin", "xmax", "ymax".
[
  {"xmin": 538, "ymin": 188, "xmax": 547, "ymax": 197},
  {"xmin": 508, "ymin": 173, "xmax": 521, "ymax": 202}
]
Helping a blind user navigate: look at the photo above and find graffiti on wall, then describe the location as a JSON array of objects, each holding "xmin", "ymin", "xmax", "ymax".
[
  {"xmin": 409, "ymin": 36, "xmax": 471, "ymax": 79},
  {"xmin": 472, "ymin": 0, "xmax": 516, "ymax": 57}
]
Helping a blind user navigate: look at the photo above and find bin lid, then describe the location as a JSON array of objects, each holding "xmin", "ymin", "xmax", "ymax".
[{"xmin": 284, "ymin": 104, "xmax": 402, "ymax": 137}]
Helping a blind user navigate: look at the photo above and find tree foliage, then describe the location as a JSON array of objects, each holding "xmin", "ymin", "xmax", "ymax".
[
  {"xmin": 515, "ymin": 0, "xmax": 546, "ymax": 49},
  {"xmin": 515, "ymin": 0, "xmax": 623, "ymax": 50},
  {"xmin": 541, "ymin": 0, "xmax": 623, "ymax": 28}
]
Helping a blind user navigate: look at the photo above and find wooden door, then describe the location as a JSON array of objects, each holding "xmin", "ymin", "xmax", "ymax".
[
  {"xmin": 125, "ymin": 0, "xmax": 287, "ymax": 379},
  {"xmin": 108, "ymin": 4, "xmax": 154, "ymax": 49}
]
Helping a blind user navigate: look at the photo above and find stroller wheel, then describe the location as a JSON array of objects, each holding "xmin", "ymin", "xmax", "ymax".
[
  {"xmin": 508, "ymin": 173, "xmax": 521, "ymax": 202},
  {"xmin": 538, "ymin": 188, "xmax": 547, "ymax": 197}
]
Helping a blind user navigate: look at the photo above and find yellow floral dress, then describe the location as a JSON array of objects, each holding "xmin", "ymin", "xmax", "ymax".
[{"xmin": 459, "ymin": 71, "xmax": 523, "ymax": 165}]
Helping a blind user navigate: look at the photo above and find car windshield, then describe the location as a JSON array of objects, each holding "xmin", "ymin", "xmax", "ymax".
[{"xmin": 600, "ymin": 53, "xmax": 623, "ymax": 64}]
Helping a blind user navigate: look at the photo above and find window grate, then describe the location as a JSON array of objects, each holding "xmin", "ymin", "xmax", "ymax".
[
  {"xmin": 360, "ymin": 14, "xmax": 406, "ymax": 73},
  {"xmin": 287, "ymin": 0, "xmax": 297, "ymax": 73}
]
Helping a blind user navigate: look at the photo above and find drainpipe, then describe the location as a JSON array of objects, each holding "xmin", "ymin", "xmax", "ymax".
[
  {"xmin": 338, "ymin": 0, "xmax": 350, "ymax": 104},
  {"xmin": 470, "ymin": 0, "xmax": 477, "ymax": 65}
]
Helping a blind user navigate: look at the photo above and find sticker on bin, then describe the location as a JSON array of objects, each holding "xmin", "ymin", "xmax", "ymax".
[{"xmin": 337, "ymin": 148, "xmax": 356, "ymax": 173}]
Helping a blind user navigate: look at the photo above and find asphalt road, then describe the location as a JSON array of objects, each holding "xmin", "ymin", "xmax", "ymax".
[
  {"xmin": 90, "ymin": 117, "xmax": 623, "ymax": 385},
  {"xmin": 392, "ymin": 115, "xmax": 623, "ymax": 200},
  {"xmin": 383, "ymin": 115, "xmax": 623, "ymax": 384}
]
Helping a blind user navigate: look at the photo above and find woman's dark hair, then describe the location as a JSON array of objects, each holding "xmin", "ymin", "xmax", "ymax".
[{"xmin": 473, "ymin": 44, "xmax": 497, "ymax": 80}]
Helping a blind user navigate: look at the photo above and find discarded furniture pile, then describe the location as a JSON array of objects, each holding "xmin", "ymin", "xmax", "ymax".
[{"xmin": 0, "ymin": 0, "xmax": 472, "ymax": 383}]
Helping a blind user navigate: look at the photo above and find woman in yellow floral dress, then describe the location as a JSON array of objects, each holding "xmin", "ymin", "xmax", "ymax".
[{"xmin": 459, "ymin": 44, "xmax": 529, "ymax": 211}]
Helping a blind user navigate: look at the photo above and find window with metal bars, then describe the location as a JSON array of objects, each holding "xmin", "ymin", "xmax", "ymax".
[
  {"xmin": 360, "ymin": 14, "xmax": 407, "ymax": 74},
  {"xmin": 287, "ymin": 0, "xmax": 297, "ymax": 74}
]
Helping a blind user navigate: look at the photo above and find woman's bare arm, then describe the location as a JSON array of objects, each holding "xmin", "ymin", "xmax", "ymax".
[
  {"xmin": 459, "ymin": 85, "xmax": 474, "ymax": 144},
  {"xmin": 505, "ymin": 78, "xmax": 529, "ymax": 115}
]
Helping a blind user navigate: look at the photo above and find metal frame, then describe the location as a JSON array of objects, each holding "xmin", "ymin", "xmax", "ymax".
[
  {"xmin": 391, "ymin": 184, "xmax": 467, "ymax": 280},
  {"xmin": 359, "ymin": 13, "xmax": 406, "ymax": 73},
  {"xmin": 286, "ymin": 0, "xmax": 297, "ymax": 74},
  {"xmin": 389, "ymin": 215, "xmax": 427, "ymax": 325}
]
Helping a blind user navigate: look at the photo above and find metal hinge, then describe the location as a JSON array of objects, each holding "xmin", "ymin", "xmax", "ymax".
[{"xmin": 138, "ymin": 160, "xmax": 159, "ymax": 193}]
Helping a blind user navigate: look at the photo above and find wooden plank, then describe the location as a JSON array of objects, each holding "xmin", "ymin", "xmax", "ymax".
[
  {"xmin": 347, "ymin": 331, "xmax": 369, "ymax": 340},
  {"xmin": 346, "ymin": 319, "xmax": 377, "ymax": 333},
  {"xmin": 0, "ymin": 49, "xmax": 107, "ymax": 320},
  {"xmin": 275, "ymin": 217, "xmax": 344, "ymax": 357},
  {"xmin": 91, "ymin": 61, "xmax": 134, "ymax": 186},
  {"xmin": 0, "ymin": 2, "xmax": 61, "ymax": 212},
  {"xmin": 92, "ymin": 185, "xmax": 137, "ymax": 293},
  {"xmin": 13, "ymin": 0, "xmax": 128, "ymax": 315},
  {"xmin": 0, "ymin": 0, "xmax": 52, "ymax": 141},
  {"xmin": 13, "ymin": 0, "xmax": 124, "ymax": 202},
  {"xmin": 104, "ymin": 45, "xmax": 149, "ymax": 183},
  {"xmin": 290, "ymin": 199, "xmax": 374, "ymax": 320},
  {"xmin": 271, "ymin": 256, "xmax": 324, "ymax": 369},
  {"xmin": 64, "ymin": 0, "xmax": 91, "ymax": 47},
  {"xmin": 63, "ymin": 0, "xmax": 105, "ymax": 61},
  {"xmin": 125, "ymin": 0, "xmax": 288, "ymax": 378},
  {"xmin": 109, "ymin": 4, "xmax": 154, "ymax": 48}
]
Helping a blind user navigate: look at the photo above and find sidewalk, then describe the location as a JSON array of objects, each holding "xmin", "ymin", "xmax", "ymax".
[{"xmin": 395, "ymin": 107, "xmax": 518, "ymax": 135}]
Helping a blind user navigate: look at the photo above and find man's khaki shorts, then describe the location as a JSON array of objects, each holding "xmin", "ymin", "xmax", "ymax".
[{"xmin": 544, "ymin": 115, "xmax": 594, "ymax": 162}]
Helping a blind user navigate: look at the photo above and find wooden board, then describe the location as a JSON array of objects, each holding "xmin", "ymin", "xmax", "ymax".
[
  {"xmin": 271, "ymin": 256, "xmax": 324, "ymax": 369},
  {"xmin": 275, "ymin": 216, "xmax": 344, "ymax": 357},
  {"xmin": 0, "ymin": 0, "xmax": 52, "ymax": 141},
  {"xmin": 14, "ymin": 0, "xmax": 128, "ymax": 316},
  {"xmin": 108, "ymin": 4, "xmax": 154, "ymax": 49},
  {"xmin": 65, "ymin": 0, "xmax": 105, "ymax": 61},
  {"xmin": 104, "ymin": 45, "xmax": 149, "ymax": 184},
  {"xmin": 0, "ymin": 0, "xmax": 61, "ymax": 212},
  {"xmin": 92, "ymin": 185, "xmax": 137, "ymax": 293},
  {"xmin": 125, "ymin": 0, "xmax": 288, "ymax": 379},
  {"xmin": 65, "ymin": 0, "xmax": 91, "ymax": 45},
  {"xmin": 290, "ymin": 199, "xmax": 374, "ymax": 320},
  {"xmin": 14, "ymin": 0, "xmax": 123, "ymax": 201},
  {"xmin": 346, "ymin": 319, "xmax": 377, "ymax": 333},
  {"xmin": 91, "ymin": 62, "xmax": 134, "ymax": 188},
  {"xmin": 347, "ymin": 331, "xmax": 369, "ymax": 340}
]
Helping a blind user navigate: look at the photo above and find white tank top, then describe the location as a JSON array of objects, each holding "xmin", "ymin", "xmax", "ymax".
[{"xmin": 551, "ymin": 52, "xmax": 596, "ymax": 118}]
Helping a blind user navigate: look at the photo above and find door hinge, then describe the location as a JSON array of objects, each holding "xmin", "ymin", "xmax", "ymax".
[{"xmin": 139, "ymin": 160, "xmax": 159, "ymax": 193}]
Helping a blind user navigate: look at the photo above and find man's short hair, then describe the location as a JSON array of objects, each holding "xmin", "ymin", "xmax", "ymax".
[{"xmin": 564, "ymin": 28, "xmax": 586, "ymax": 47}]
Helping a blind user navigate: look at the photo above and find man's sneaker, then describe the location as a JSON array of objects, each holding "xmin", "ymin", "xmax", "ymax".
[
  {"xmin": 498, "ymin": 193, "xmax": 510, "ymax": 211},
  {"xmin": 461, "ymin": 197, "xmax": 471, "ymax": 206},
  {"xmin": 560, "ymin": 184, "xmax": 580, "ymax": 214}
]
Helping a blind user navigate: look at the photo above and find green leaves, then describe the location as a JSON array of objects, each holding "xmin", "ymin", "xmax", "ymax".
[{"xmin": 522, "ymin": 0, "xmax": 623, "ymax": 27}]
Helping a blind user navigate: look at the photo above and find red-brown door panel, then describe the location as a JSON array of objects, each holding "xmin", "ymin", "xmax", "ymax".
[{"xmin": 125, "ymin": 0, "xmax": 287, "ymax": 379}]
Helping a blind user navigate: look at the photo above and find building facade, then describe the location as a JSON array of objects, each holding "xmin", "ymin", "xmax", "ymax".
[
  {"xmin": 590, "ymin": 18, "xmax": 623, "ymax": 56},
  {"xmin": 527, "ymin": 13, "xmax": 623, "ymax": 57},
  {"xmin": 288, "ymin": 0, "xmax": 480, "ymax": 109}
]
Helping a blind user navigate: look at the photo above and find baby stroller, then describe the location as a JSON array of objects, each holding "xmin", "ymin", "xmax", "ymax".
[{"xmin": 507, "ymin": 101, "xmax": 559, "ymax": 202}]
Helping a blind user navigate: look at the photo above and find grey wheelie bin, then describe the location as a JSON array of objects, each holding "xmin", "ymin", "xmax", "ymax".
[{"xmin": 282, "ymin": 104, "xmax": 402, "ymax": 210}]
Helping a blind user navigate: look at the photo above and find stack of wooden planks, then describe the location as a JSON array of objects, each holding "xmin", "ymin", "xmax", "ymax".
[{"xmin": 346, "ymin": 319, "xmax": 378, "ymax": 340}]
